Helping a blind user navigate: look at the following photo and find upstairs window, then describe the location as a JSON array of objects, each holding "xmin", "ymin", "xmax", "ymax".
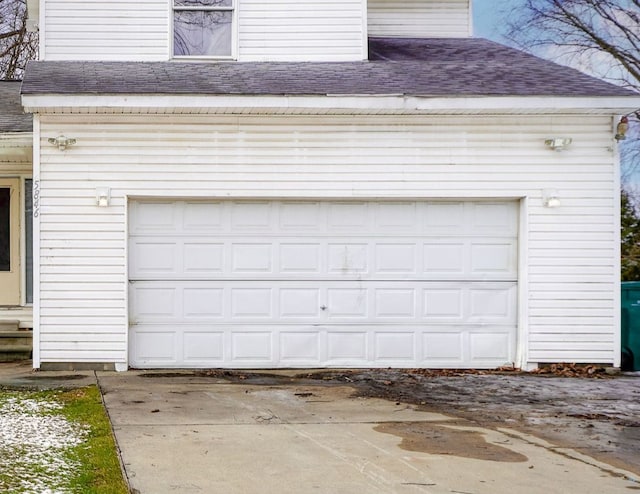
[{"xmin": 173, "ymin": 0, "xmax": 234, "ymax": 58}]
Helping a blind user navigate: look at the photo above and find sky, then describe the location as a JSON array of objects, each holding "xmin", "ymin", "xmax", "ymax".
[{"xmin": 473, "ymin": 0, "xmax": 521, "ymax": 43}]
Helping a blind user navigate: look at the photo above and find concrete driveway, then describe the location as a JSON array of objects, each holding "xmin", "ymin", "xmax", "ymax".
[{"xmin": 97, "ymin": 371, "xmax": 639, "ymax": 494}]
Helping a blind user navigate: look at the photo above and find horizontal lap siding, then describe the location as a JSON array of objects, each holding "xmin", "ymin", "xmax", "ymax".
[
  {"xmin": 37, "ymin": 114, "xmax": 616, "ymax": 364},
  {"xmin": 0, "ymin": 160, "xmax": 32, "ymax": 174},
  {"xmin": 44, "ymin": 0, "xmax": 168, "ymax": 61},
  {"xmin": 368, "ymin": 0, "xmax": 470, "ymax": 38},
  {"xmin": 238, "ymin": 0, "xmax": 365, "ymax": 61}
]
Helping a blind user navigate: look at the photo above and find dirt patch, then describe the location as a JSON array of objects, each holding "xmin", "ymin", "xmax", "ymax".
[
  {"xmin": 22, "ymin": 374, "xmax": 87, "ymax": 381},
  {"xmin": 375, "ymin": 421, "xmax": 528, "ymax": 463}
]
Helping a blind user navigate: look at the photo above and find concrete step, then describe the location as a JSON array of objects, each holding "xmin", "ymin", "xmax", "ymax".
[
  {"xmin": 0, "ymin": 330, "xmax": 32, "ymax": 361},
  {"xmin": 0, "ymin": 320, "xmax": 20, "ymax": 331},
  {"xmin": 0, "ymin": 347, "xmax": 32, "ymax": 361}
]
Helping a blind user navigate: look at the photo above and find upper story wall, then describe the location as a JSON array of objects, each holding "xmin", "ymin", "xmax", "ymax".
[
  {"xmin": 41, "ymin": 1, "xmax": 471, "ymax": 62},
  {"xmin": 42, "ymin": 0, "xmax": 367, "ymax": 62},
  {"xmin": 368, "ymin": 0, "xmax": 471, "ymax": 38}
]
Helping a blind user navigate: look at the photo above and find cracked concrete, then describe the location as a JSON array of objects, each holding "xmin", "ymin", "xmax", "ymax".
[{"xmin": 97, "ymin": 371, "xmax": 640, "ymax": 494}]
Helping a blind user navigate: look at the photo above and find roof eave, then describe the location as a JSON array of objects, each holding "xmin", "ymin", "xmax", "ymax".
[{"xmin": 21, "ymin": 93, "xmax": 640, "ymax": 116}]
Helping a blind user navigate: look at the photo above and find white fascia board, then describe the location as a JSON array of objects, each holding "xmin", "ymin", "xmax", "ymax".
[{"xmin": 21, "ymin": 93, "xmax": 640, "ymax": 115}]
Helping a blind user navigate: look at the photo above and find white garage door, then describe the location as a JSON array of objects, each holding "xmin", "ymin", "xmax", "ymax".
[{"xmin": 129, "ymin": 200, "xmax": 518, "ymax": 368}]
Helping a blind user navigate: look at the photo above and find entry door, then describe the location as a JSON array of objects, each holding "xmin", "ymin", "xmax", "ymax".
[{"xmin": 0, "ymin": 179, "xmax": 20, "ymax": 306}]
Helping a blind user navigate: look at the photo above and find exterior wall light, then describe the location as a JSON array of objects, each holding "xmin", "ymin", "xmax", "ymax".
[
  {"xmin": 542, "ymin": 189, "xmax": 561, "ymax": 208},
  {"xmin": 96, "ymin": 187, "xmax": 111, "ymax": 207},
  {"xmin": 47, "ymin": 135, "xmax": 76, "ymax": 151},
  {"xmin": 615, "ymin": 116, "xmax": 629, "ymax": 141},
  {"xmin": 544, "ymin": 138, "xmax": 572, "ymax": 152}
]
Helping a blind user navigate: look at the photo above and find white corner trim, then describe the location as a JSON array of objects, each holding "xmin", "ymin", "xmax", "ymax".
[
  {"xmin": 31, "ymin": 116, "xmax": 40, "ymax": 369},
  {"xmin": 613, "ymin": 115, "xmax": 622, "ymax": 368}
]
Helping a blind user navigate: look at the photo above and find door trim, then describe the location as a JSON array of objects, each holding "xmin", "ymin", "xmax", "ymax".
[{"xmin": 0, "ymin": 178, "xmax": 21, "ymax": 306}]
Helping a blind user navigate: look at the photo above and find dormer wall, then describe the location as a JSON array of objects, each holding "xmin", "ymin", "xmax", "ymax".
[
  {"xmin": 368, "ymin": 0, "xmax": 472, "ymax": 38},
  {"xmin": 38, "ymin": 0, "xmax": 471, "ymax": 62}
]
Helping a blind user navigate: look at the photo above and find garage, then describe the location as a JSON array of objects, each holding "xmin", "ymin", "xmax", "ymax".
[{"xmin": 128, "ymin": 200, "xmax": 518, "ymax": 368}]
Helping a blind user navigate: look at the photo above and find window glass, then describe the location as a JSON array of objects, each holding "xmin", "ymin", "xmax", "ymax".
[
  {"xmin": 173, "ymin": 0, "xmax": 233, "ymax": 57},
  {"xmin": 0, "ymin": 188, "xmax": 9, "ymax": 272},
  {"xmin": 25, "ymin": 180, "xmax": 33, "ymax": 304},
  {"xmin": 175, "ymin": 0, "xmax": 232, "ymax": 6}
]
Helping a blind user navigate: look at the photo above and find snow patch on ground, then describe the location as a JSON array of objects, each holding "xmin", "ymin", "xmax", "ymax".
[{"xmin": 0, "ymin": 393, "xmax": 87, "ymax": 494}]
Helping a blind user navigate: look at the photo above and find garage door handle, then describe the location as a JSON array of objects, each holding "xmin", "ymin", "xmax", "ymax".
[{"xmin": 320, "ymin": 305, "xmax": 327, "ymax": 311}]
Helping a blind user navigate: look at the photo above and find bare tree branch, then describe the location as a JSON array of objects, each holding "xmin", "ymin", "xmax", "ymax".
[{"xmin": 0, "ymin": 0, "xmax": 38, "ymax": 79}]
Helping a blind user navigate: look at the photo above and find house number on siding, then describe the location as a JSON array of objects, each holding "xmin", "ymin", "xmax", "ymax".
[{"xmin": 33, "ymin": 179, "xmax": 40, "ymax": 218}]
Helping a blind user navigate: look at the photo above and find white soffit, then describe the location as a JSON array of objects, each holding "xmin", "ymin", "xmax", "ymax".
[{"xmin": 21, "ymin": 94, "xmax": 640, "ymax": 115}]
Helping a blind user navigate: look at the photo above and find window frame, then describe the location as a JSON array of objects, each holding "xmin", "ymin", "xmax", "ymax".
[{"xmin": 171, "ymin": 0, "xmax": 237, "ymax": 61}]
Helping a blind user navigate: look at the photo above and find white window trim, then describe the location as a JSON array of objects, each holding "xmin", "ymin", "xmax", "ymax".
[{"xmin": 171, "ymin": 0, "xmax": 238, "ymax": 61}]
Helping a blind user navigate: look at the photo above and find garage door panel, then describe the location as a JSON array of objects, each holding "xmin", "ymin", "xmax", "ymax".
[
  {"xmin": 131, "ymin": 242, "xmax": 179, "ymax": 277},
  {"xmin": 130, "ymin": 324, "xmax": 515, "ymax": 368},
  {"xmin": 423, "ymin": 289, "xmax": 464, "ymax": 318},
  {"xmin": 280, "ymin": 243, "xmax": 322, "ymax": 273},
  {"xmin": 232, "ymin": 332, "xmax": 274, "ymax": 361},
  {"xmin": 468, "ymin": 287, "xmax": 517, "ymax": 322},
  {"xmin": 129, "ymin": 237, "xmax": 517, "ymax": 280},
  {"xmin": 470, "ymin": 332, "xmax": 512, "ymax": 361},
  {"xmin": 279, "ymin": 288, "xmax": 321, "ymax": 318},
  {"xmin": 231, "ymin": 288, "xmax": 274, "ymax": 318},
  {"xmin": 374, "ymin": 288, "xmax": 416, "ymax": 318},
  {"xmin": 183, "ymin": 332, "xmax": 225, "ymax": 362},
  {"xmin": 183, "ymin": 243, "xmax": 224, "ymax": 274},
  {"xmin": 183, "ymin": 288, "xmax": 224, "ymax": 318},
  {"xmin": 183, "ymin": 202, "xmax": 225, "ymax": 231},
  {"xmin": 231, "ymin": 244, "xmax": 273, "ymax": 273},
  {"xmin": 280, "ymin": 331, "xmax": 321, "ymax": 362},
  {"xmin": 279, "ymin": 202, "xmax": 323, "ymax": 231},
  {"xmin": 327, "ymin": 331, "xmax": 368, "ymax": 361},
  {"xmin": 470, "ymin": 240, "xmax": 518, "ymax": 275},
  {"xmin": 423, "ymin": 332, "xmax": 464, "ymax": 362},
  {"xmin": 130, "ymin": 281, "xmax": 517, "ymax": 324},
  {"xmin": 130, "ymin": 201, "xmax": 179, "ymax": 233},
  {"xmin": 375, "ymin": 202, "xmax": 418, "ymax": 230},
  {"xmin": 374, "ymin": 332, "xmax": 416, "ymax": 361},
  {"xmin": 327, "ymin": 243, "xmax": 368, "ymax": 275},
  {"xmin": 375, "ymin": 244, "xmax": 417, "ymax": 274},
  {"xmin": 471, "ymin": 202, "xmax": 519, "ymax": 234},
  {"xmin": 129, "ymin": 200, "xmax": 518, "ymax": 368}
]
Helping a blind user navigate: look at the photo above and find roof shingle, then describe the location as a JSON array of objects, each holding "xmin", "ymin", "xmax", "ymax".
[
  {"xmin": 21, "ymin": 38, "xmax": 637, "ymax": 98},
  {"xmin": 0, "ymin": 81, "xmax": 31, "ymax": 133}
]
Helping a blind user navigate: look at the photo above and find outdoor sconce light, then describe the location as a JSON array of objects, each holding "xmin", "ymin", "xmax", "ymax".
[
  {"xmin": 48, "ymin": 135, "xmax": 76, "ymax": 151},
  {"xmin": 615, "ymin": 116, "xmax": 629, "ymax": 141},
  {"xmin": 544, "ymin": 138, "xmax": 572, "ymax": 152},
  {"xmin": 542, "ymin": 189, "xmax": 561, "ymax": 208},
  {"xmin": 96, "ymin": 187, "xmax": 111, "ymax": 207}
]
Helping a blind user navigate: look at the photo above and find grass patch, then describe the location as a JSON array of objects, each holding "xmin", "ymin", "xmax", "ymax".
[
  {"xmin": 59, "ymin": 386, "xmax": 129, "ymax": 494},
  {"xmin": 0, "ymin": 386, "xmax": 128, "ymax": 494}
]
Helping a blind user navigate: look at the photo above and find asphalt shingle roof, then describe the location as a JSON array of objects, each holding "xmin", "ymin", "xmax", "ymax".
[
  {"xmin": 0, "ymin": 81, "xmax": 31, "ymax": 132},
  {"xmin": 21, "ymin": 38, "xmax": 636, "ymax": 98}
]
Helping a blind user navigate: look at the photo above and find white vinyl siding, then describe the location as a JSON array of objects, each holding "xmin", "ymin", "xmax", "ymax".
[
  {"xmin": 42, "ymin": 0, "xmax": 365, "ymax": 62},
  {"xmin": 44, "ymin": 0, "xmax": 169, "ymax": 61},
  {"xmin": 238, "ymin": 0, "xmax": 366, "ymax": 61},
  {"xmin": 35, "ymin": 114, "xmax": 617, "ymax": 366},
  {"xmin": 368, "ymin": 0, "xmax": 471, "ymax": 38}
]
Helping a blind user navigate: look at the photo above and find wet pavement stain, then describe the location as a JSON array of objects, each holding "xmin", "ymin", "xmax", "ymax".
[{"xmin": 375, "ymin": 421, "xmax": 529, "ymax": 463}]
